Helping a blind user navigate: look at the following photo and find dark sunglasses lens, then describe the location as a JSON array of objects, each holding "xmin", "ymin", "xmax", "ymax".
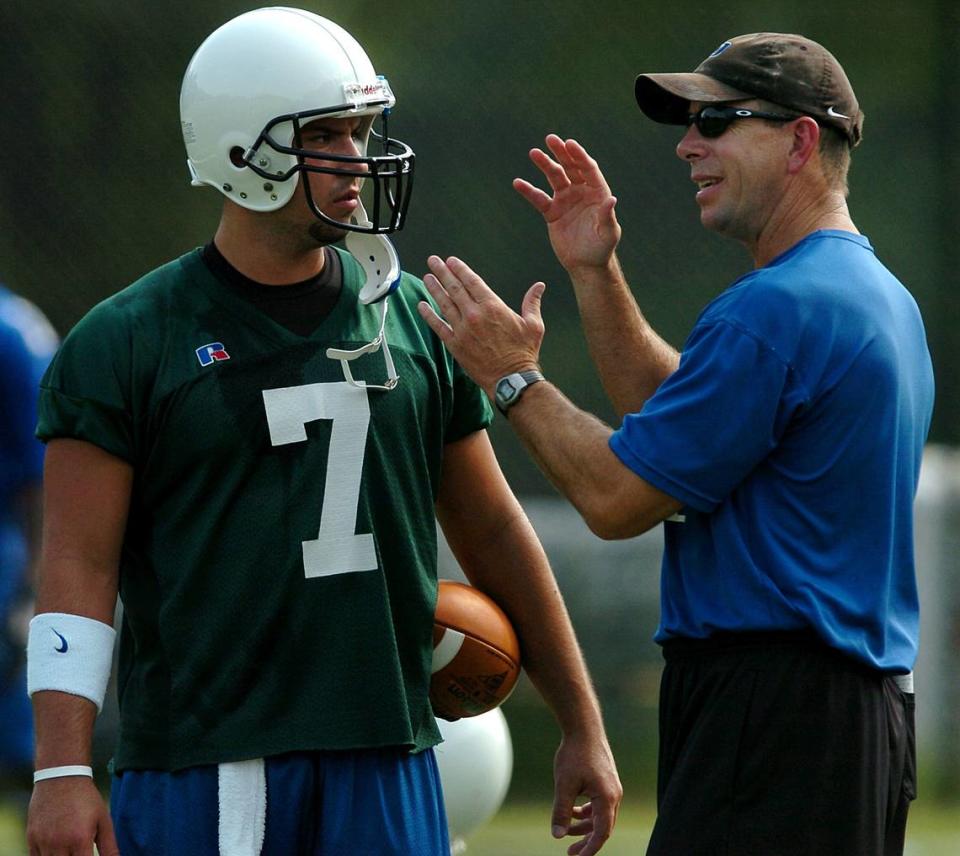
[{"xmin": 697, "ymin": 109, "xmax": 731, "ymax": 138}]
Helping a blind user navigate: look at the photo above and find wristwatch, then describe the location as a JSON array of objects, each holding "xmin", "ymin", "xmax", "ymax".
[{"xmin": 494, "ymin": 370, "xmax": 545, "ymax": 415}]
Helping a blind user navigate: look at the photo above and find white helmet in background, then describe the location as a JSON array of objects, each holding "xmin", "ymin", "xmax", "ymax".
[
  {"xmin": 435, "ymin": 710, "xmax": 513, "ymax": 847},
  {"xmin": 179, "ymin": 6, "xmax": 414, "ymax": 235}
]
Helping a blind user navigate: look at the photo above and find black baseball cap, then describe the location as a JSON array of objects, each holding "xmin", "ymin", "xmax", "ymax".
[{"xmin": 635, "ymin": 33, "xmax": 864, "ymax": 146}]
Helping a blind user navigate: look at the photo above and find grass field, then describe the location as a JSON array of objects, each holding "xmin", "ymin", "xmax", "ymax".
[
  {"xmin": 463, "ymin": 801, "xmax": 960, "ymax": 856},
  {"xmin": 3, "ymin": 799, "xmax": 957, "ymax": 854}
]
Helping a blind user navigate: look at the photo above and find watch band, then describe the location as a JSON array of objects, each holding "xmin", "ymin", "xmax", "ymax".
[{"xmin": 495, "ymin": 370, "xmax": 545, "ymax": 415}]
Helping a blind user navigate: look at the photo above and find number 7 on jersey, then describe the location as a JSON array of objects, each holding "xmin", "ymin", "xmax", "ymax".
[{"xmin": 262, "ymin": 381, "xmax": 378, "ymax": 578}]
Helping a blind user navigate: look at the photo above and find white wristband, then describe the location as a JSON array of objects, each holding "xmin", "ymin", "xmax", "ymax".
[
  {"xmin": 33, "ymin": 765, "xmax": 94, "ymax": 783},
  {"xmin": 27, "ymin": 612, "xmax": 116, "ymax": 712}
]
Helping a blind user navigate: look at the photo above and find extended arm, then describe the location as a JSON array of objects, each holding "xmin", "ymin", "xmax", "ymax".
[
  {"xmin": 418, "ymin": 258, "xmax": 681, "ymax": 539},
  {"xmin": 27, "ymin": 438, "xmax": 130, "ymax": 856},
  {"xmin": 496, "ymin": 380, "xmax": 680, "ymax": 540},
  {"xmin": 436, "ymin": 431, "xmax": 622, "ymax": 855},
  {"xmin": 515, "ymin": 135, "xmax": 679, "ymax": 417}
]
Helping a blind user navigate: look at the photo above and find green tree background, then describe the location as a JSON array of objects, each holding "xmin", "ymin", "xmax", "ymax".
[
  {"xmin": 2, "ymin": 0, "xmax": 957, "ymax": 805},
  {"xmin": 2, "ymin": 0, "xmax": 956, "ymax": 477}
]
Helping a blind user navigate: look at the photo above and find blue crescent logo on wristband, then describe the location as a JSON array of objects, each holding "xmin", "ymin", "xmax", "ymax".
[{"xmin": 52, "ymin": 630, "xmax": 68, "ymax": 653}]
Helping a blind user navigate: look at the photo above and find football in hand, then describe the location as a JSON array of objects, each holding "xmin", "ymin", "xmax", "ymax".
[{"xmin": 430, "ymin": 581, "xmax": 521, "ymax": 720}]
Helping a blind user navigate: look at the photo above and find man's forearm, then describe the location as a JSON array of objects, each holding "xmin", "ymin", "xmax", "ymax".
[
  {"xmin": 504, "ymin": 381, "xmax": 676, "ymax": 539},
  {"xmin": 446, "ymin": 502, "xmax": 606, "ymax": 738},
  {"xmin": 32, "ymin": 691, "xmax": 98, "ymax": 770},
  {"xmin": 508, "ymin": 383, "xmax": 615, "ymax": 524},
  {"xmin": 568, "ymin": 255, "xmax": 679, "ymax": 418}
]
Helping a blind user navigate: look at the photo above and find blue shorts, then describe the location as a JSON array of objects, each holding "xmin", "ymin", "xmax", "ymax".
[{"xmin": 110, "ymin": 747, "xmax": 450, "ymax": 855}]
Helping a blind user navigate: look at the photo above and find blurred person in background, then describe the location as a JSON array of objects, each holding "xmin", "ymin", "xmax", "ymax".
[
  {"xmin": 25, "ymin": 7, "xmax": 620, "ymax": 856},
  {"xmin": 0, "ymin": 283, "xmax": 57, "ymax": 821},
  {"xmin": 418, "ymin": 32, "xmax": 934, "ymax": 856}
]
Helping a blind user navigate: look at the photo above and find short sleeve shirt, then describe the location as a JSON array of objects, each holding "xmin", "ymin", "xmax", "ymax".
[
  {"xmin": 38, "ymin": 249, "xmax": 493, "ymax": 770},
  {"xmin": 610, "ymin": 232, "xmax": 934, "ymax": 671}
]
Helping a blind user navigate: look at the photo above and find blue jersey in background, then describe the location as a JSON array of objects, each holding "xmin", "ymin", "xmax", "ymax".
[{"xmin": 0, "ymin": 284, "xmax": 58, "ymax": 770}]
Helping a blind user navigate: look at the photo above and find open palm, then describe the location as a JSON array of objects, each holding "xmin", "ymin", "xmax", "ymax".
[{"xmin": 513, "ymin": 135, "xmax": 622, "ymax": 272}]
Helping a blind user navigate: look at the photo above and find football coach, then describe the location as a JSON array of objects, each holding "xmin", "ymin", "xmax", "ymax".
[{"xmin": 418, "ymin": 32, "xmax": 935, "ymax": 856}]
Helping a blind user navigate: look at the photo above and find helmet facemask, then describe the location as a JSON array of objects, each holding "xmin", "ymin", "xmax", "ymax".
[{"xmin": 242, "ymin": 101, "xmax": 415, "ymax": 235}]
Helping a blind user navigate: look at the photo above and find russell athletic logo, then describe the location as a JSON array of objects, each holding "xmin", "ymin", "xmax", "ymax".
[{"xmin": 196, "ymin": 342, "xmax": 231, "ymax": 366}]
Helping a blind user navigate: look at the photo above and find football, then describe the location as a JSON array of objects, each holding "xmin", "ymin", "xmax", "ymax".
[{"xmin": 430, "ymin": 580, "xmax": 522, "ymax": 719}]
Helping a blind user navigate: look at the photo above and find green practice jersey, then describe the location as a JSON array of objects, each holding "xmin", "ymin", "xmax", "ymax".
[{"xmin": 37, "ymin": 248, "xmax": 493, "ymax": 771}]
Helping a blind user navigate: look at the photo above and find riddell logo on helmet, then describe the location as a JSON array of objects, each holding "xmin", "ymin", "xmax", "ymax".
[{"xmin": 343, "ymin": 80, "xmax": 392, "ymax": 103}]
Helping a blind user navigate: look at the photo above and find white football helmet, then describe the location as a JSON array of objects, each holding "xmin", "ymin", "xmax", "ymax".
[
  {"xmin": 435, "ymin": 710, "xmax": 513, "ymax": 847},
  {"xmin": 179, "ymin": 7, "xmax": 414, "ymax": 236}
]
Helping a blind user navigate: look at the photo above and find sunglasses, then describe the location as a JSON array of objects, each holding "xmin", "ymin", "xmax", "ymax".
[{"xmin": 686, "ymin": 106, "xmax": 800, "ymax": 138}]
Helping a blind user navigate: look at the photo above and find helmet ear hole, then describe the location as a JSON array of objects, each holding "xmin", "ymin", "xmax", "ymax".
[{"xmin": 229, "ymin": 146, "xmax": 247, "ymax": 168}]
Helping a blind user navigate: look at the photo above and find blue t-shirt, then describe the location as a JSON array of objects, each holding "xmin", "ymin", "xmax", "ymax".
[
  {"xmin": 0, "ymin": 286, "xmax": 58, "ymax": 601},
  {"xmin": 610, "ymin": 231, "xmax": 934, "ymax": 671}
]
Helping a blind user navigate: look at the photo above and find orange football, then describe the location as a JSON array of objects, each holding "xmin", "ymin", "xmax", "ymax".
[{"xmin": 430, "ymin": 581, "xmax": 521, "ymax": 719}]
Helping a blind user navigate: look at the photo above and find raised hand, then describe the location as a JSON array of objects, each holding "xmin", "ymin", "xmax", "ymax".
[
  {"xmin": 513, "ymin": 135, "xmax": 622, "ymax": 274},
  {"xmin": 417, "ymin": 255, "xmax": 545, "ymax": 396}
]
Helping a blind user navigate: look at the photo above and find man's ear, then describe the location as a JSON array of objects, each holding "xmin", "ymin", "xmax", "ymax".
[{"xmin": 787, "ymin": 117, "xmax": 820, "ymax": 174}]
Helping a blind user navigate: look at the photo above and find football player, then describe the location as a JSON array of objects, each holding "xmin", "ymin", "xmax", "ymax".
[{"xmin": 25, "ymin": 8, "xmax": 621, "ymax": 856}]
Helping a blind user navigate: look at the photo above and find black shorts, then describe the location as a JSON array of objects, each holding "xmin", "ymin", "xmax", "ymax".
[{"xmin": 647, "ymin": 631, "xmax": 916, "ymax": 856}]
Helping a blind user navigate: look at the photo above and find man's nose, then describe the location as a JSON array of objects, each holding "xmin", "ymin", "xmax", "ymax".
[{"xmin": 676, "ymin": 125, "xmax": 706, "ymax": 161}]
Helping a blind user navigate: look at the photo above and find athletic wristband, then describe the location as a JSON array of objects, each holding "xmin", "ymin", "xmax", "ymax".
[
  {"xmin": 27, "ymin": 612, "xmax": 116, "ymax": 712},
  {"xmin": 33, "ymin": 765, "xmax": 94, "ymax": 784}
]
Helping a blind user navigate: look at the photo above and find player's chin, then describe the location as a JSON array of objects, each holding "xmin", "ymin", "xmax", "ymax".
[{"xmin": 308, "ymin": 219, "xmax": 350, "ymax": 245}]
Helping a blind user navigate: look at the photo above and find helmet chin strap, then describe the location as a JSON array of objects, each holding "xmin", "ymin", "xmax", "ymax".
[{"xmin": 325, "ymin": 201, "xmax": 401, "ymax": 391}]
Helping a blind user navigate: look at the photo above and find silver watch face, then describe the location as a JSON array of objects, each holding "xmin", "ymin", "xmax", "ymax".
[{"xmin": 496, "ymin": 377, "xmax": 518, "ymax": 404}]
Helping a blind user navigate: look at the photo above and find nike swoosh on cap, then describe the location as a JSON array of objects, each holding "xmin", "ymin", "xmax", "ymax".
[{"xmin": 826, "ymin": 106, "xmax": 851, "ymax": 119}]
